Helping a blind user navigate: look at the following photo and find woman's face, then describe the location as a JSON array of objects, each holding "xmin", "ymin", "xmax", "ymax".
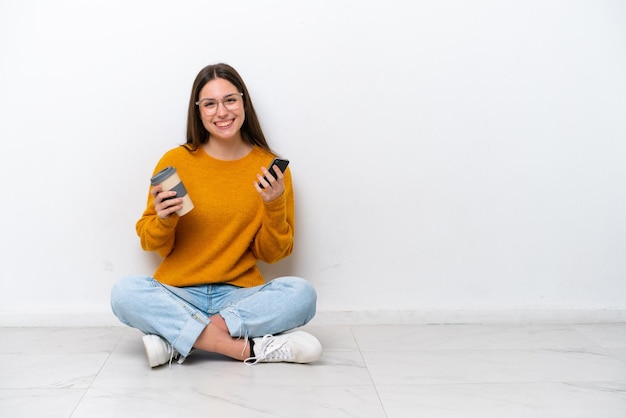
[{"xmin": 197, "ymin": 78, "xmax": 245, "ymax": 142}]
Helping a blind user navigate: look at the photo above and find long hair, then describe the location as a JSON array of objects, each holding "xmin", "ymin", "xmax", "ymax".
[{"xmin": 185, "ymin": 63, "xmax": 273, "ymax": 154}]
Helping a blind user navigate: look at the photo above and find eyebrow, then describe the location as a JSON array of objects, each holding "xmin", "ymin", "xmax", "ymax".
[{"xmin": 198, "ymin": 93, "xmax": 239, "ymax": 102}]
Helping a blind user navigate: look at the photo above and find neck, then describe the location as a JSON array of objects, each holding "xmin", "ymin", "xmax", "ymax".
[{"xmin": 203, "ymin": 137, "xmax": 252, "ymax": 161}]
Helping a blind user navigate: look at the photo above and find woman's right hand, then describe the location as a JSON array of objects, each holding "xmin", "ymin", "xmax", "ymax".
[{"xmin": 151, "ymin": 185, "xmax": 182, "ymax": 219}]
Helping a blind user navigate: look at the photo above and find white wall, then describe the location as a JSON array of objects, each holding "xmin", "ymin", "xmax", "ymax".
[{"xmin": 1, "ymin": 0, "xmax": 625, "ymax": 325}]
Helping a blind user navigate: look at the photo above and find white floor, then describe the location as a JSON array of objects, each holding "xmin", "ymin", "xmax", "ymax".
[{"xmin": 1, "ymin": 323, "xmax": 626, "ymax": 417}]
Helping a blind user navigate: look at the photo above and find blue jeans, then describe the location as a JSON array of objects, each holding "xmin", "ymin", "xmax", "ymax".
[{"xmin": 110, "ymin": 275, "xmax": 317, "ymax": 356}]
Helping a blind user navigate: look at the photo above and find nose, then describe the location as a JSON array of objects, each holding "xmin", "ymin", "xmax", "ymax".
[{"xmin": 215, "ymin": 100, "xmax": 229, "ymax": 117}]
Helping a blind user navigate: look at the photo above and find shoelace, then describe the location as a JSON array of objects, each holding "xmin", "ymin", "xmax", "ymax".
[
  {"xmin": 168, "ymin": 345, "xmax": 186, "ymax": 368},
  {"xmin": 244, "ymin": 334, "xmax": 291, "ymax": 365}
]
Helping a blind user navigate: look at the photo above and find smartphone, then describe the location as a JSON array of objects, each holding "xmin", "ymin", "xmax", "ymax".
[{"xmin": 259, "ymin": 158, "xmax": 289, "ymax": 189}]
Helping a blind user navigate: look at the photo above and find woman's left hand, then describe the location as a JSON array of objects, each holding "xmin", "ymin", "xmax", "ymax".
[{"xmin": 254, "ymin": 165, "xmax": 285, "ymax": 202}]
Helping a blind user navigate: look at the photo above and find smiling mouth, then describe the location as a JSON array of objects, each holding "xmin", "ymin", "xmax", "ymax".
[{"xmin": 215, "ymin": 120, "xmax": 234, "ymax": 128}]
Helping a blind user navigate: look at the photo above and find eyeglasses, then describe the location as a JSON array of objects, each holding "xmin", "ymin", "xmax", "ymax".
[{"xmin": 195, "ymin": 93, "xmax": 244, "ymax": 115}]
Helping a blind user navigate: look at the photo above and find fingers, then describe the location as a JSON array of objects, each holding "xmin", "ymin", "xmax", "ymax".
[
  {"xmin": 259, "ymin": 166, "xmax": 284, "ymax": 187},
  {"xmin": 255, "ymin": 166, "xmax": 285, "ymax": 202},
  {"xmin": 256, "ymin": 167, "xmax": 283, "ymax": 189},
  {"xmin": 151, "ymin": 184, "xmax": 162, "ymax": 202},
  {"xmin": 151, "ymin": 185, "xmax": 182, "ymax": 218}
]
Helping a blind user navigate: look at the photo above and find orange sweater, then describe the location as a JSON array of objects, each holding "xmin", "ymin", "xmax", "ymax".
[{"xmin": 136, "ymin": 145, "xmax": 294, "ymax": 288}]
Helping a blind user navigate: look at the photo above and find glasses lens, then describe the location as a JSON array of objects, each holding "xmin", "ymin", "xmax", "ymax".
[
  {"xmin": 199, "ymin": 100, "xmax": 217, "ymax": 115},
  {"xmin": 224, "ymin": 95, "xmax": 240, "ymax": 110},
  {"xmin": 197, "ymin": 94, "xmax": 242, "ymax": 115}
]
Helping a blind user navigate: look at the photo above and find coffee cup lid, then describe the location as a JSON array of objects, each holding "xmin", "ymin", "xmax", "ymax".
[{"xmin": 150, "ymin": 166, "xmax": 176, "ymax": 185}]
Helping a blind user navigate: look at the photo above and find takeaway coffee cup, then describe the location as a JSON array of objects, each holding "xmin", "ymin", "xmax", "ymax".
[{"xmin": 150, "ymin": 166, "xmax": 194, "ymax": 216}]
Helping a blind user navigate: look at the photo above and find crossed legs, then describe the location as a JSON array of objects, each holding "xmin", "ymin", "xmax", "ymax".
[
  {"xmin": 111, "ymin": 275, "xmax": 317, "ymax": 360},
  {"xmin": 194, "ymin": 314, "xmax": 251, "ymax": 361}
]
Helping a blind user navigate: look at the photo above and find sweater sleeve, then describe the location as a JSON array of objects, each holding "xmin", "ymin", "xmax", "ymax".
[
  {"xmin": 135, "ymin": 192, "xmax": 179, "ymax": 257},
  {"xmin": 250, "ymin": 170, "xmax": 295, "ymax": 263},
  {"xmin": 135, "ymin": 152, "xmax": 181, "ymax": 258}
]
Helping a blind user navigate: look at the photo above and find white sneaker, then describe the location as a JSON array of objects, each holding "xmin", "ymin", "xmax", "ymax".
[
  {"xmin": 245, "ymin": 331, "xmax": 322, "ymax": 365},
  {"xmin": 142, "ymin": 334, "xmax": 184, "ymax": 368}
]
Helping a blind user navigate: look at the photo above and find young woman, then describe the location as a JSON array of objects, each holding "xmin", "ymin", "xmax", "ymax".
[{"xmin": 111, "ymin": 63, "xmax": 321, "ymax": 367}]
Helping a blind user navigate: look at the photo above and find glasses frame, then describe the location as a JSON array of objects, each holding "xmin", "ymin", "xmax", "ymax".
[{"xmin": 195, "ymin": 92, "xmax": 244, "ymax": 115}]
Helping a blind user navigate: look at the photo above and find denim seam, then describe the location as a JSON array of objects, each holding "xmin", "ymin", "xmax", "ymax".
[
  {"xmin": 153, "ymin": 280, "xmax": 209, "ymax": 355},
  {"xmin": 153, "ymin": 280, "xmax": 205, "ymax": 319},
  {"xmin": 220, "ymin": 305, "xmax": 246, "ymax": 338}
]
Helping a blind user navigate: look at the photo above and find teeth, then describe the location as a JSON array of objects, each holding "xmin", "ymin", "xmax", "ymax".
[{"xmin": 216, "ymin": 120, "xmax": 232, "ymax": 127}]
